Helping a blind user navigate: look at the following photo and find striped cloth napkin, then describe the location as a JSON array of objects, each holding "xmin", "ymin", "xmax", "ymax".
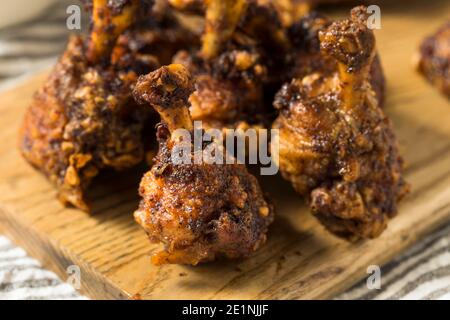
[
  {"xmin": 0, "ymin": 236, "xmax": 86, "ymax": 300},
  {"xmin": 0, "ymin": 0, "xmax": 449, "ymax": 300}
]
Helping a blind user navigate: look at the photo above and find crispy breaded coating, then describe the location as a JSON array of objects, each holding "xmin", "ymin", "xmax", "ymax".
[
  {"xmin": 19, "ymin": 0, "xmax": 187, "ymax": 211},
  {"xmin": 20, "ymin": 35, "xmax": 157, "ymax": 211},
  {"xmin": 272, "ymin": 6, "xmax": 408, "ymax": 240},
  {"xmin": 174, "ymin": 47, "xmax": 269, "ymax": 129},
  {"xmin": 133, "ymin": 65, "xmax": 274, "ymax": 265}
]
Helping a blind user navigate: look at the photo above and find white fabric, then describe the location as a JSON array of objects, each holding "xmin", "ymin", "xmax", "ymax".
[{"xmin": 0, "ymin": 236, "xmax": 86, "ymax": 300}]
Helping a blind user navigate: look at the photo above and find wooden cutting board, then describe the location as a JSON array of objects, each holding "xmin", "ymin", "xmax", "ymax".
[{"xmin": 1, "ymin": 1, "xmax": 450, "ymax": 300}]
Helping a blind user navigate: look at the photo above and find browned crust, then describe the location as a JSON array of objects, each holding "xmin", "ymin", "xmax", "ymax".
[{"xmin": 417, "ymin": 21, "xmax": 450, "ymax": 98}]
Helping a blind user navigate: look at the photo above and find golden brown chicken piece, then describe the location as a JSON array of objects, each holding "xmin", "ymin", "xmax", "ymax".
[
  {"xmin": 133, "ymin": 64, "xmax": 274, "ymax": 265},
  {"xmin": 273, "ymin": 6, "xmax": 408, "ymax": 240},
  {"xmin": 416, "ymin": 21, "xmax": 450, "ymax": 98},
  {"xmin": 19, "ymin": 0, "xmax": 161, "ymax": 211},
  {"xmin": 172, "ymin": 0, "xmax": 280, "ymax": 130}
]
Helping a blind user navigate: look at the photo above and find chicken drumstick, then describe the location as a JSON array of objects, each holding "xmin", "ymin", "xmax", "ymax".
[
  {"xmin": 273, "ymin": 7, "xmax": 409, "ymax": 240},
  {"xmin": 133, "ymin": 64, "xmax": 274, "ymax": 265},
  {"xmin": 19, "ymin": 0, "xmax": 158, "ymax": 211}
]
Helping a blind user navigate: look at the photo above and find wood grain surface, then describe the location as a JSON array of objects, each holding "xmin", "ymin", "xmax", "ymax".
[{"xmin": 0, "ymin": 0, "xmax": 449, "ymax": 300}]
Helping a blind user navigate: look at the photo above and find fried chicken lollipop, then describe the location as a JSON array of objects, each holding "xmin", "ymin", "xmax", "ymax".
[
  {"xmin": 172, "ymin": 0, "xmax": 276, "ymax": 130},
  {"xmin": 286, "ymin": 10, "xmax": 386, "ymax": 106},
  {"xmin": 19, "ymin": 0, "xmax": 159, "ymax": 211},
  {"xmin": 133, "ymin": 64, "xmax": 274, "ymax": 265},
  {"xmin": 416, "ymin": 21, "xmax": 450, "ymax": 98},
  {"xmin": 273, "ymin": 6, "xmax": 409, "ymax": 240}
]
